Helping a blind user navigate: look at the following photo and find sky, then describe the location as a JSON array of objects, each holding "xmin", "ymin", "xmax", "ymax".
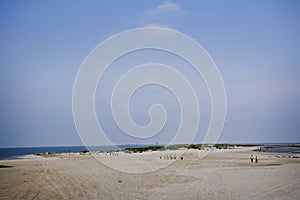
[{"xmin": 0, "ymin": 0, "xmax": 300, "ymax": 147}]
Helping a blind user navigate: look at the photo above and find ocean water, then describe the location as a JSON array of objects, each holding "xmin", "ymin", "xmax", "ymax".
[
  {"xmin": 0, "ymin": 146, "xmax": 86, "ymax": 160},
  {"xmin": 261, "ymin": 145, "xmax": 300, "ymax": 154},
  {"xmin": 0, "ymin": 145, "xmax": 148, "ymax": 160}
]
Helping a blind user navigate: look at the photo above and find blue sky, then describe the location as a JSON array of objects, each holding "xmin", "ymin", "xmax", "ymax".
[{"xmin": 0, "ymin": 0, "xmax": 300, "ymax": 147}]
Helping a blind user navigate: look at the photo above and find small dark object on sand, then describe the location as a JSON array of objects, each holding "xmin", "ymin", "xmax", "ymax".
[{"xmin": 0, "ymin": 165, "xmax": 13, "ymax": 168}]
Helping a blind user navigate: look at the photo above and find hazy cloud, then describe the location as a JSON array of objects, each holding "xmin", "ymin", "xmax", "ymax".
[
  {"xmin": 143, "ymin": 23, "xmax": 171, "ymax": 28},
  {"xmin": 138, "ymin": 1, "xmax": 184, "ymax": 27},
  {"xmin": 144, "ymin": 1, "xmax": 183, "ymax": 17}
]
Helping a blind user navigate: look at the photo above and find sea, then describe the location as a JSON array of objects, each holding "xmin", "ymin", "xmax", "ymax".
[
  {"xmin": 0, "ymin": 145, "xmax": 148, "ymax": 160},
  {"xmin": 0, "ymin": 144, "xmax": 299, "ymax": 160},
  {"xmin": 260, "ymin": 145, "xmax": 300, "ymax": 154}
]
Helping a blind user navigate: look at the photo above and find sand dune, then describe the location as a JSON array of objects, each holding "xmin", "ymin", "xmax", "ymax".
[{"xmin": 0, "ymin": 148, "xmax": 300, "ymax": 199}]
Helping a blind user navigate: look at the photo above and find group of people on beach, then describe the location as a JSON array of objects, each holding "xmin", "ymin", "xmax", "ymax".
[
  {"xmin": 250, "ymin": 155, "xmax": 258, "ymax": 163},
  {"xmin": 160, "ymin": 154, "xmax": 184, "ymax": 160},
  {"xmin": 100, "ymin": 151, "xmax": 119, "ymax": 156}
]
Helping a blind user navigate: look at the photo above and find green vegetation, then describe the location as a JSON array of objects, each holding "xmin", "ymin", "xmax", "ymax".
[
  {"xmin": 124, "ymin": 143, "xmax": 237, "ymax": 153},
  {"xmin": 165, "ymin": 144, "xmax": 189, "ymax": 150},
  {"xmin": 80, "ymin": 150, "xmax": 90, "ymax": 155},
  {"xmin": 214, "ymin": 144, "xmax": 235, "ymax": 149},
  {"xmin": 125, "ymin": 146, "xmax": 165, "ymax": 153},
  {"xmin": 188, "ymin": 144, "xmax": 201, "ymax": 149}
]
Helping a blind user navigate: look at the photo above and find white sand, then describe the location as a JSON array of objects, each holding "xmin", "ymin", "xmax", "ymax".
[{"xmin": 0, "ymin": 148, "xmax": 300, "ymax": 199}]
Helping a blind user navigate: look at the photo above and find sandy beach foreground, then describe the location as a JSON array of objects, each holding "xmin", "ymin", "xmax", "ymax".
[{"xmin": 1, "ymin": 147, "xmax": 300, "ymax": 200}]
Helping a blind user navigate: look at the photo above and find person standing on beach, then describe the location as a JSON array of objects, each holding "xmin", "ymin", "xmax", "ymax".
[
  {"xmin": 255, "ymin": 155, "xmax": 258, "ymax": 163},
  {"xmin": 250, "ymin": 155, "xmax": 254, "ymax": 163}
]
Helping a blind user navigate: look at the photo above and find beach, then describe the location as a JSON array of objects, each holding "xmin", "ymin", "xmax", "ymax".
[{"xmin": 1, "ymin": 147, "xmax": 300, "ymax": 200}]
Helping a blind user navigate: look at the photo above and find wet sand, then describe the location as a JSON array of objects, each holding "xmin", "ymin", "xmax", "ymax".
[{"xmin": 0, "ymin": 148, "xmax": 300, "ymax": 199}]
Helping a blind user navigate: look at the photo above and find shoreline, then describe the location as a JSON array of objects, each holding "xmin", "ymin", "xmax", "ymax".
[
  {"xmin": 2, "ymin": 146, "xmax": 299, "ymax": 164},
  {"xmin": 1, "ymin": 143, "xmax": 300, "ymax": 161}
]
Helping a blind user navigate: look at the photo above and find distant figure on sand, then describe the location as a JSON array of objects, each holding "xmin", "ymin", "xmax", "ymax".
[
  {"xmin": 181, "ymin": 156, "xmax": 183, "ymax": 160},
  {"xmin": 250, "ymin": 155, "xmax": 254, "ymax": 163},
  {"xmin": 255, "ymin": 155, "xmax": 258, "ymax": 163}
]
